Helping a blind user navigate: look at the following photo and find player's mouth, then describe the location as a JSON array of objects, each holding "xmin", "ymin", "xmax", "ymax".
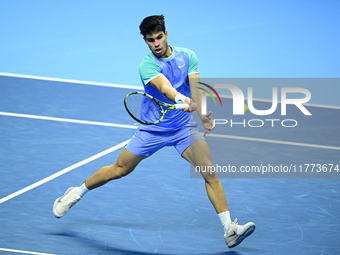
[{"xmin": 155, "ymin": 48, "xmax": 162, "ymax": 54}]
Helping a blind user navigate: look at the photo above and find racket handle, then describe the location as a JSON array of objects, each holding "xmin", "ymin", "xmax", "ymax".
[{"xmin": 174, "ymin": 104, "xmax": 189, "ymax": 110}]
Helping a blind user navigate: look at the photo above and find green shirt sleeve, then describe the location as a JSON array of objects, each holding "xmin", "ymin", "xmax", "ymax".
[
  {"xmin": 187, "ymin": 49, "xmax": 199, "ymax": 75},
  {"xmin": 139, "ymin": 55, "xmax": 162, "ymax": 85}
]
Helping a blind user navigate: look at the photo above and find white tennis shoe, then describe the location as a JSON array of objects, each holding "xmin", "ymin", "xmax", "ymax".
[
  {"xmin": 53, "ymin": 187, "xmax": 81, "ymax": 218},
  {"xmin": 224, "ymin": 218, "xmax": 255, "ymax": 248}
]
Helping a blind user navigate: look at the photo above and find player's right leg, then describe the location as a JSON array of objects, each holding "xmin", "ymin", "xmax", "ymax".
[
  {"xmin": 53, "ymin": 148, "xmax": 146, "ymax": 218},
  {"xmin": 85, "ymin": 148, "xmax": 146, "ymax": 190}
]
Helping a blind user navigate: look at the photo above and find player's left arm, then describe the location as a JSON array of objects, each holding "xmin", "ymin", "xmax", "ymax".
[{"xmin": 189, "ymin": 73, "xmax": 214, "ymax": 135}]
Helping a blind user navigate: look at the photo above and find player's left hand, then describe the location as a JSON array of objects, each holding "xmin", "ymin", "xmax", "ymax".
[
  {"xmin": 183, "ymin": 98, "xmax": 197, "ymax": 113},
  {"xmin": 201, "ymin": 111, "xmax": 214, "ymax": 136}
]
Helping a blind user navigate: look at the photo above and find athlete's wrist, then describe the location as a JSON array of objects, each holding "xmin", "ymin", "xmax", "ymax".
[{"xmin": 175, "ymin": 93, "xmax": 189, "ymax": 104}]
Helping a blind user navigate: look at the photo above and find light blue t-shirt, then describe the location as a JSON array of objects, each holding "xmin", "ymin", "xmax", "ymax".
[{"xmin": 138, "ymin": 46, "xmax": 199, "ymax": 131}]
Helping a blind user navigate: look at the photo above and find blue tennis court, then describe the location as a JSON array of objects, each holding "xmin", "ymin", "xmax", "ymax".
[{"xmin": 0, "ymin": 73, "xmax": 339, "ymax": 255}]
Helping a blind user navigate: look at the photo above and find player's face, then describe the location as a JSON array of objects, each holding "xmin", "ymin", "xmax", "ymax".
[{"xmin": 144, "ymin": 31, "xmax": 171, "ymax": 58}]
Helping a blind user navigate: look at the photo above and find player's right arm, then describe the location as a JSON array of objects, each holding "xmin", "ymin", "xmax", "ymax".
[{"xmin": 139, "ymin": 54, "xmax": 196, "ymax": 112}]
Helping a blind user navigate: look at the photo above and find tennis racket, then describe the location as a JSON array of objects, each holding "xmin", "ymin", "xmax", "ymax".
[{"xmin": 124, "ymin": 91, "xmax": 188, "ymax": 125}]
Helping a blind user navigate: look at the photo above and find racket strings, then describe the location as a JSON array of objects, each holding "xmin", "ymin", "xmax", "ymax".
[{"xmin": 126, "ymin": 94, "xmax": 163, "ymax": 124}]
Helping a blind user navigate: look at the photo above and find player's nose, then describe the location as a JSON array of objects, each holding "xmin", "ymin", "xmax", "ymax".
[{"xmin": 153, "ymin": 41, "xmax": 160, "ymax": 46}]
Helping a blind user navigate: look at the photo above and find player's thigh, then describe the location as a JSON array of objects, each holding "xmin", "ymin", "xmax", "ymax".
[
  {"xmin": 182, "ymin": 140, "xmax": 218, "ymax": 179},
  {"xmin": 182, "ymin": 140, "xmax": 217, "ymax": 179},
  {"xmin": 182, "ymin": 140, "xmax": 212, "ymax": 165},
  {"xmin": 115, "ymin": 148, "xmax": 147, "ymax": 176}
]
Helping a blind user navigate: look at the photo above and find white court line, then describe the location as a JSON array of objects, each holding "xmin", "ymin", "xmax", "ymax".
[
  {"xmin": 208, "ymin": 133, "xmax": 340, "ymax": 151},
  {"xmin": 1, "ymin": 111, "xmax": 338, "ymax": 151},
  {"xmin": 0, "ymin": 72, "xmax": 143, "ymax": 90},
  {"xmin": 0, "ymin": 111, "xmax": 137, "ymax": 129},
  {"xmin": 0, "ymin": 248, "xmax": 57, "ymax": 255},
  {"xmin": 0, "ymin": 139, "xmax": 130, "ymax": 205},
  {"xmin": 1, "ymin": 72, "xmax": 339, "ymax": 109}
]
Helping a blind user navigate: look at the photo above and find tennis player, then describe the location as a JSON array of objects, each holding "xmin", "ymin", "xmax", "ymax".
[{"xmin": 53, "ymin": 15, "xmax": 255, "ymax": 249}]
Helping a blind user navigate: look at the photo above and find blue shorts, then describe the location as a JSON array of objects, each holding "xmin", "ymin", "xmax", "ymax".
[{"xmin": 125, "ymin": 126, "xmax": 205, "ymax": 157}]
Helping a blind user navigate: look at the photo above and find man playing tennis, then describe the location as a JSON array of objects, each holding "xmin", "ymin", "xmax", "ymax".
[{"xmin": 53, "ymin": 15, "xmax": 255, "ymax": 249}]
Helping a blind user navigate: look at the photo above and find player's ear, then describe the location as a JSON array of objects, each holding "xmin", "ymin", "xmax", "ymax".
[{"xmin": 165, "ymin": 30, "xmax": 168, "ymax": 38}]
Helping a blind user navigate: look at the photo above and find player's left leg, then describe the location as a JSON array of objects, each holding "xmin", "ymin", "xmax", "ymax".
[{"xmin": 182, "ymin": 140, "xmax": 255, "ymax": 248}]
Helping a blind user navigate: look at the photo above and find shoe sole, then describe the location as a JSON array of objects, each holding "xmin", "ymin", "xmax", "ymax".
[
  {"xmin": 228, "ymin": 224, "xmax": 255, "ymax": 248},
  {"xmin": 53, "ymin": 187, "xmax": 76, "ymax": 218}
]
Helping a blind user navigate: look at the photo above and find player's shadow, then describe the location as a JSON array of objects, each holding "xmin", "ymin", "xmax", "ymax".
[{"xmin": 47, "ymin": 231, "xmax": 243, "ymax": 255}]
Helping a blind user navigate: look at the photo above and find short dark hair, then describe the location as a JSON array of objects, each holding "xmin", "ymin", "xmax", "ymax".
[{"xmin": 139, "ymin": 15, "xmax": 166, "ymax": 37}]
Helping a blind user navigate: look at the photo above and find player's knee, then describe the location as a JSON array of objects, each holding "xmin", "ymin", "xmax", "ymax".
[
  {"xmin": 201, "ymin": 169, "xmax": 219, "ymax": 182},
  {"xmin": 204, "ymin": 176, "xmax": 221, "ymax": 188},
  {"xmin": 107, "ymin": 163, "xmax": 130, "ymax": 180},
  {"xmin": 199, "ymin": 162, "xmax": 218, "ymax": 180}
]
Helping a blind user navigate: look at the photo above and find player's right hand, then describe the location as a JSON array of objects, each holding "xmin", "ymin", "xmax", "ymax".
[{"xmin": 183, "ymin": 98, "xmax": 197, "ymax": 113}]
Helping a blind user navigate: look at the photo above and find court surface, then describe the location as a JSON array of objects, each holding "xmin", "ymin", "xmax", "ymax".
[{"xmin": 0, "ymin": 73, "xmax": 339, "ymax": 255}]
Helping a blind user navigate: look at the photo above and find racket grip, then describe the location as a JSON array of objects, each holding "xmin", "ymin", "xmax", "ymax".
[{"xmin": 174, "ymin": 104, "xmax": 189, "ymax": 110}]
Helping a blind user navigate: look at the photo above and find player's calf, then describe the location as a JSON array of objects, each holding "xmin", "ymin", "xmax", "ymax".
[{"xmin": 106, "ymin": 163, "xmax": 134, "ymax": 181}]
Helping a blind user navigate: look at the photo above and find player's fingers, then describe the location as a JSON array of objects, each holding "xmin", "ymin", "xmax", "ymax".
[{"xmin": 182, "ymin": 106, "xmax": 190, "ymax": 112}]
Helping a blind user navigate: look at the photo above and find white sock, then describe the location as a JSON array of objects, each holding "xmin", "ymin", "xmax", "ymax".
[
  {"xmin": 73, "ymin": 182, "xmax": 89, "ymax": 198},
  {"xmin": 218, "ymin": 211, "xmax": 231, "ymax": 234}
]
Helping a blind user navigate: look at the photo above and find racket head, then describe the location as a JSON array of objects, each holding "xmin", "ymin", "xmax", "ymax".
[{"xmin": 124, "ymin": 92, "xmax": 165, "ymax": 125}]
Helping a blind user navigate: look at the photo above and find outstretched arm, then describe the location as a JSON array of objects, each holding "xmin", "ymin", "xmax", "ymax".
[
  {"xmin": 189, "ymin": 73, "xmax": 214, "ymax": 136},
  {"xmin": 149, "ymin": 74, "xmax": 197, "ymax": 112}
]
